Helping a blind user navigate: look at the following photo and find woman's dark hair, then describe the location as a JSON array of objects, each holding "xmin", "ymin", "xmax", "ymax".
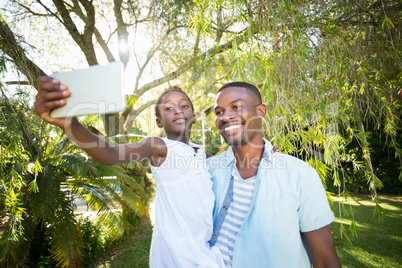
[{"xmin": 155, "ymin": 86, "xmax": 194, "ymax": 118}]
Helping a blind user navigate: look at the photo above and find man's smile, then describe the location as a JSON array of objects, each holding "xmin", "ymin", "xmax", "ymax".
[
  {"xmin": 220, "ymin": 123, "xmax": 244, "ymax": 135},
  {"xmin": 223, "ymin": 124, "xmax": 242, "ymax": 131}
]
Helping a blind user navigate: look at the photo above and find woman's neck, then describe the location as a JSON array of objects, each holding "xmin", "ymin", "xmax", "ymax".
[{"xmin": 166, "ymin": 133, "xmax": 190, "ymax": 144}]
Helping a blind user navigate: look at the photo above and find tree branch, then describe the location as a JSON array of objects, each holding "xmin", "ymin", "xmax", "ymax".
[
  {"xmin": 0, "ymin": 18, "xmax": 45, "ymax": 89},
  {"xmin": 51, "ymin": 0, "xmax": 98, "ymax": 65},
  {"xmin": 132, "ymin": 24, "xmax": 185, "ymax": 93},
  {"xmin": 123, "ymin": 99, "xmax": 157, "ymax": 133},
  {"xmin": 114, "ymin": 0, "xmax": 130, "ymax": 66},
  {"xmin": 134, "ymin": 44, "xmax": 161, "ymax": 91},
  {"xmin": 69, "ymin": 0, "xmax": 115, "ymax": 62},
  {"xmin": 79, "ymin": 0, "xmax": 97, "ymax": 65},
  {"xmin": 135, "ymin": 26, "xmax": 259, "ymax": 97},
  {"xmin": 5, "ymin": 81, "xmax": 30, "ymax": 85},
  {"xmin": 17, "ymin": 2, "xmax": 52, "ymax": 17}
]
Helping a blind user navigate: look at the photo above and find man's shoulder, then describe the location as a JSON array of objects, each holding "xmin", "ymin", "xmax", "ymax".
[
  {"xmin": 267, "ymin": 152, "xmax": 315, "ymax": 172},
  {"xmin": 272, "ymin": 152, "xmax": 309, "ymax": 164},
  {"xmin": 207, "ymin": 151, "xmax": 227, "ymax": 161},
  {"xmin": 207, "ymin": 151, "xmax": 232, "ymax": 171}
]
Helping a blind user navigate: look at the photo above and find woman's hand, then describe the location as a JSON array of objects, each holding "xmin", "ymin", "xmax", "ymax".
[{"xmin": 34, "ymin": 76, "xmax": 73, "ymax": 129}]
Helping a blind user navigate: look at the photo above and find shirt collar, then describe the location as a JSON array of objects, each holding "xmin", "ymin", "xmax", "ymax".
[{"xmin": 223, "ymin": 138, "xmax": 273, "ymax": 167}]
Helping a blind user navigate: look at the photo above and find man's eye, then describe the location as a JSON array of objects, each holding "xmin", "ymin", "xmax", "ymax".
[
  {"xmin": 182, "ymin": 104, "xmax": 189, "ymax": 108},
  {"xmin": 215, "ymin": 111, "xmax": 222, "ymax": 116},
  {"xmin": 165, "ymin": 107, "xmax": 173, "ymax": 111}
]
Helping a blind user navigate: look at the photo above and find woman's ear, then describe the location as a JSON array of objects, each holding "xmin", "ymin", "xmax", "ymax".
[
  {"xmin": 257, "ymin": 104, "xmax": 267, "ymax": 118},
  {"xmin": 156, "ymin": 118, "xmax": 163, "ymax": 128}
]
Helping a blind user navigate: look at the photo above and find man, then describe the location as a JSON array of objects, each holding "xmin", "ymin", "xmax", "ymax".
[{"xmin": 207, "ymin": 81, "xmax": 341, "ymax": 267}]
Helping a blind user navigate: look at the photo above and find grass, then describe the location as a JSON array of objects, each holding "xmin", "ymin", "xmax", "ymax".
[
  {"xmin": 91, "ymin": 195, "xmax": 402, "ymax": 267},
  {"xmin": 331, "ymin": 194, "xmax": 402, "ymax": 268},
  {"xmin": 91, "ymin": 217, "xmax": 153, "ymax": 268}
]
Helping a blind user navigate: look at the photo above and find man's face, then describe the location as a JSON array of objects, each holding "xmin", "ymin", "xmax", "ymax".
[{"xmin": 214, "ymin": 87, "xmax": 266, "ymax": 147}]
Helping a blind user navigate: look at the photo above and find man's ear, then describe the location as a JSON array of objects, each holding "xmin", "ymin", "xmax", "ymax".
[
  {"xmin": 257, "ymin": 104, "xmax": 267, "ymax": 118},
  {"xmin": 156, "ymin": 118, "xmax": 163, "ymax": 128}
]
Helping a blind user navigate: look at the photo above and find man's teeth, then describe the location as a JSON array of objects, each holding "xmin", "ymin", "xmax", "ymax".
[{"xmin": 224, "ymin": 124, "xmax": 242, "ymax": 131}]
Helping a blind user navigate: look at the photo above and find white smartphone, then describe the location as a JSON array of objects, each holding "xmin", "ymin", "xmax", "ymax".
[{"xmin": 50, "ymin": 61, "xmax": 126, "ymax": 118}]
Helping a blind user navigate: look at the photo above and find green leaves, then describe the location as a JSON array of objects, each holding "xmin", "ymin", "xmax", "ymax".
[
  {"xmin": 0, "ymin": 0, "xmax": 400, "ymax": 252},
  {"xmin": 0, "ymin": 98, "xmax": 148, "ymax": 267},
  {"xmin": 126, "ymin": 94, "xmax": 139, "ymax": 107}
]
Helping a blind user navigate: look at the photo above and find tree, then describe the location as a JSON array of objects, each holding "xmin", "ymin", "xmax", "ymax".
[
  {"xmin": 0, "ymin": 87, "xmax": 147, "ymax": 266},
  {"xmin": 1, "ymin": 0, "xmax": 250, "ymax": 135},
  {"xmin": 1, "ymin": 0, "xmax": 401, "ymax": 257},
  {"xmin": 190, "ymin": 0, "xmax": 401, "ymax": 239}
]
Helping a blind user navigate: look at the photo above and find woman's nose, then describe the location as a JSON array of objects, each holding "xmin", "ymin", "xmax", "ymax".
[{"xmin": 174, "ymin": 107, "xmax": 183, "ymax": 114}]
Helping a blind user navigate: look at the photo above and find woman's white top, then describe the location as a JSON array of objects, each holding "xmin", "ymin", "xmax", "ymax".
[{"xmin": 149, "ymin": 138, "xmax": 224, "ymax": 268}]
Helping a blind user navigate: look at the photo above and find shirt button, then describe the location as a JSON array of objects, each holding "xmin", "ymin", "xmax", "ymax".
[
  {"xmin": 223, "ymin": 206, "xmax": 227, "ymax": 210},
  {"xmin": 212, "ymin": 233, "xmax": 216, "ymax": 237},
  {"xmin": 231, "ymin": 176, "xmax": 234, "ymax": 180}
]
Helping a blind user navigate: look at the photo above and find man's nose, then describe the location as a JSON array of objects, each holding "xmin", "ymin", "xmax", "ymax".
[
  {"xmin": 221, "ymin": 112, "xmax": 234, "ymax": 122},
  {"xmin": 221, "ymin": 115, "xmax": 230, "ymax": 122}
]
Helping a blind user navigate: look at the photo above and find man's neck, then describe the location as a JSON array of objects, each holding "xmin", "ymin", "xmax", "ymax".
[{"xmin": 232, "ymin": 137, "xmax": 265, "ymax": 179}]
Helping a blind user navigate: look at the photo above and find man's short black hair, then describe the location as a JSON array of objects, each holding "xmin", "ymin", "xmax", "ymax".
[{"xmin": 217, "ymin": 81, "xmax": 262, "ymax": 104}]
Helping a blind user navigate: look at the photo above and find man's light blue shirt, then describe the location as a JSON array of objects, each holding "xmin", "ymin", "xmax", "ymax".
[{"xmin": 207, "ymin": 140, "xmax": 335, "ymax": 268}]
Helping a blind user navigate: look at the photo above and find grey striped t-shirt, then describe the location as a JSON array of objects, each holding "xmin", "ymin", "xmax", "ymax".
[{"xmin": 215, "ymin": 166, "xmax": 255, "ymax": 267}]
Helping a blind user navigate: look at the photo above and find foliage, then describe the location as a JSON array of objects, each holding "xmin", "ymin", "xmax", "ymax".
[
  {"xmin": 27, "ymin": 223, "xmax": 59, "ymax": 268},
  {"xmin": 194, "ymin": 0, "xmax": 402, "ymax": 237},
  {"xmin": 0, "ymin": 0, "xmax": 401, "ymax": 253},
  {"xmin": 326, "ymin": 130, "xmax": 402, "ymax": 195},
  {"xmin": 370, "ymin": 131, "xmax": 402, "ymax": 194},
  {"xmin": 0, "ymin": 94, "xmax": 146, "ymax": 267},
  {"xmin": 78, "ymin": 217, "xmax": 116, "ymax": 268},
  {"xmin": 25, "ymin": 217, "xmax": 118, "ymax": 268},
  {"xmin": 92, "ymin": 218, "xmax": 153, "ymax": 268}
]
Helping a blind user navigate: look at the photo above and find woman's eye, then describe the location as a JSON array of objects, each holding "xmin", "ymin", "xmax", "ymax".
[
  {"xmin": 182, "ymin": 104, "xmax": 189, "ymax": 108},
  {"xmin": 165, "ymin": 107, "xmax": 173, "ymax": 111},
  {"xmin": 215, "ymin": 111, "xmax": 222, "ymax": 116}
]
